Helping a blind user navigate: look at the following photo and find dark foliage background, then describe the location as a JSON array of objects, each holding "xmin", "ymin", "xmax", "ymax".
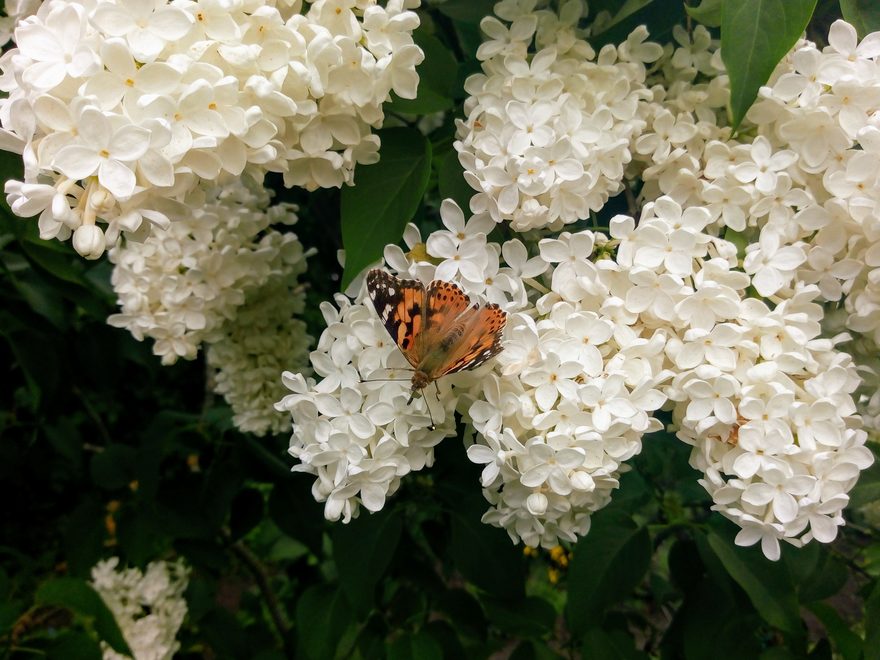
[{"xmin": 2, "ymin": 0, "xmax": 880, "ymax": 658}]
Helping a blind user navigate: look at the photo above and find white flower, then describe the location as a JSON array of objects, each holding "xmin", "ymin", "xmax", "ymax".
[
  {"xmin": 0, "ymin": 0, "xmax": 424, "ymax": 258},
  {"xmin": 91, "ymin": 557, "xmax": 190, "ymax": 660}
]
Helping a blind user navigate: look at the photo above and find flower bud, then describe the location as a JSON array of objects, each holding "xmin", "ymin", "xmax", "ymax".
[
  {"xmin": 73, "ymin": 224, "xmax": 106, "ymax": 259},
  {"xmin": 526, "ymin": 492, "xmax": 548, "ymax": 516}
]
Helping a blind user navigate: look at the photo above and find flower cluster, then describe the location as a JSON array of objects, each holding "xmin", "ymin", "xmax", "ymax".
[
  {"xmin": 279, "ymin": 199, "xmax": 671, "ymax": 546},
  {"xmin": 1, "ymin": 0, "xmax": 423, "ymax": 258},
  {"xmin": 0, "ymin": 0, "xmax": 38, "ymax": 45},
  {"xmin": 90, "ymin": 556, "xmax": 190, "ymax": 660},
  {"xmin": 454, "ymin": 0, "xmax": 663, "ymax": 230},
  {"xmin": 108, "ymin": 177, "xmax": 311, "ymax": 435},
  {"xmin": 281, "ymin": 9, "xmax": 878, "ymax": 558},
  {"xmin": 107, "ymin": 177, "xmax": 304, "ymax": 365},
  {"xmin": 207, "ymin": 264, "xmax": 312, "ymax": 436},
  {"xmin": 623, "ymin": 20, "xmax": 878, "ymax": 557}
]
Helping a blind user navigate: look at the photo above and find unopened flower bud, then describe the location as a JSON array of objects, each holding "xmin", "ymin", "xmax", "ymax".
[{"xmin": 73, "ymin": 224, "xmax": 106, "ymax": 259}]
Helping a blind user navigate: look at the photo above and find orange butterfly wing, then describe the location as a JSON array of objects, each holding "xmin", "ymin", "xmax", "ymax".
[
  {"xmin": 366, "ymin": 269, "xmax": 426, "ymax": 368},
  {"xmin": 436, "ymin": 302, "xmax": 507, "ymax": 376}
]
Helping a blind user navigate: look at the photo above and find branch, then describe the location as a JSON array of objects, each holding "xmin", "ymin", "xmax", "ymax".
[{"xmin": 228, "ymin": 537, "xmax": 291, "ymax": 651}]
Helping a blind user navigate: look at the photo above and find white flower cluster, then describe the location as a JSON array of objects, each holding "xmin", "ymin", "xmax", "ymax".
[
  {"xmin": 454, "ymin": 0, "xmax": 663, "ymax": 231},
  {"xmin": 623, "ymin": 22, "xmax": 878, "ymax": 558},
  {"xmin": 90, "ymin": 556, "xmax": 189, "ymax": 660},
  {"xmin": 279, "ymin": 199, "xmax": 671, "ymax": 546},
  {"xmin": 1, "ymin": 0, "xmax": 423, "ymax": 258},
  {"xmin": 635, "ymin": 21, "xmax": 880, "ymax": 343},
  {"xmin": 207, "ymin": 264, "xmax": 311, "ymax": 436},
  {"xmin": 107, "ymin": 178, "xmax": 302, "ymax": 365},
  {"xmin": 280, "ymin": 12, "xmax": 878, "ymax": 557},
  {"xmin": 0, "ymin": 0, "xmax": 39, "ymax": 45},
  {"xmin": 108, "ymin": 177, "xmax": 311, "ymax": 436}
]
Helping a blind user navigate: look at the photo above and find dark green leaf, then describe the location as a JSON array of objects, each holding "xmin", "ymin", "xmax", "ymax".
[
  {"xmin": 332, "ymin": 508, "xmax": 403, "ymax": 614},
  {"xmin": 722, "ymin": 0, "xmax": 818, "ymax": 130},
  {"xmin": 686, "ymin": 0, "xmax": 723, "ymax": 26},
  {"xmin": 62, "ymin": 498, "xmax": 106, "ymax": 577},
  {"xmin": 680, "ymin": 578, "xmax": 763, "ymax": 659},
  {"xmin": 590, "ymin": 0, "xmax": 686, "ymax": 50},
  {"xmin": 35, "ymin": 578, "xmax": 132, "ymax": 656},
  {"xmin": 387, "ymin": 31, "xmax": 458, "ymax": 115},
  {"xmin": 437, "ymin": 151, "xmax": 475, "ymax": 214},
  {"xmin": 388, "ymin": 630, "xmax": 444, "ymax": 660},
  {"xmin": 268, "ymin": 479, "xmax": 325, "ymax": 555},
  {"xmin": 849, "ymin": 455, "xmax": 880, "ymax": 508},
  {"xmin": 840, "ymin": 0, "xmax": 880, "ymax": 38},
  {"xmin": 807, "ymin": 602, "xmax": 862, "ymax": 660},
  {"xmin": 481, "ymin": 595, "xmax": 555, "ymax": 638},
  {"xmin": 90, "ymin": 445, "xmax": 137, "ymax": 491},
  {"xmin": 865, "ymin": 581, "xmax": 880, "ymax": 660},
  {"xmin": 230, "ymin": 487, "xmax": 265, "ymax": 541},
  {"xmin": 295, "ymin": 585, "xmax": 352, "ymax": 660},
  {"xmin": 340, "ymin": 127, "xmax": 431, "ymax": 288},
  {"xmin": 703, "ymin": 525, "xmax": 801, "ymax": 634},
  {"xmin": 432, "ymin": 0, "xmax": 495, "ymax": 24},
  {"xmin": 47, "ymin": 631, "xmax": 102, "ymax": 660},
  {"xmin": 785, "ymin": 545, "xmax": 847, "ymax": 603},
  {"xmin": 565, "ymin": 511, "xmax": 652, "ymax": 635},
  {"xmin": 117, "ymin": 509, "xmax": 170, "ymax": 567},
  {"xmin": 449, "ymin": 510, "xmax": 525, "ymax": 600},
  {"xmin": 582, "ymin": 626, "xmax": 648, "ymax": 660}
]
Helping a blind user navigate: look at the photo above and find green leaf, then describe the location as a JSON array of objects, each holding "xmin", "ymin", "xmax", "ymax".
[
  {"xmin": 582, "ymin": 626, "xmax": 648, "ymax": 660},
  {"xmin": 590, "ymin": 0, "xmax": 686, "ymax": 50},
  {"xmin": 340, "ymin": 127, "xmax": 431, "ymax": 288},
  {"xmin": 268, "ymin": 479, "xmax": 325, "ymax": 556},
  {"xmin": 565, "ymin": 511, "xmax": 652, "ymax": 636},
  {"xmin": 784, "ymin": 545, "xmax": 847, "ymax": 603},
  {"xmin": 866, "ymin": 581, "xmax": 880, "ymax": 660},
  {"xmin": 47, "ymin": 631, "xmax": 103, "ymax": 660},
  {"xmin": 840, "ymin": 0, "xmax": 880, "ymax": 38},
  {"xmin": 386, "ymin": 31, "xmax": 458, "ymax": 115},
  {"xmin": 807, "ymin": 602, "xmax": 862, "ymax": 660},
  {"xmin": 686, "ymin": 0, "xmax": 722, "ymax": 26},
  {"xmin": 438, "ymin": 151, "xmax": 475, "ymax": 214},
  {"xmin": 722, "ymin": 0, "xmax": 818, "ymax": 130},
  {"xmin": 229, "ymin": 487, "xmax": 265, "ymax": 541},
  {"xmin": 703, "ymin": 525, "xmax": 801, "ymax": 634},
  {"xmin": 431, "ymin": 0, "xmax": 494, "ymax": 23},
  {"xmin": 388, "ymin": 631, "xmax": 444, "ymax": 660},
  {"xmin": 332, "ymin": 508, "xmax": 403, "ymax": 614},
  {"xmin": 35, "ymin": 578, "xmax": 132, "ymax": 657},
  {"xmin": 296, "ymin": 585, "xmax": 352, "ymax": 660},
  {"xmin": 449, "ymin": 510, "xmax": 525, "ymax": 601},
  {"xmin": 481, "ymin": 595, "xmax": 555, "ymax": 638},
  {"xmin": 90, "ymin": 445, "xmax": 137, "ymax": 490},
  {"xmin": 679, "ymin": 579, "xmax": 763, "ymax": 659},
  {"xmin": 849, "ymin": 453, "xmax": 880, "ymax": 508}
]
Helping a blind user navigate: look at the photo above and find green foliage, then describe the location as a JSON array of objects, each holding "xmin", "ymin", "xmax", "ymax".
[
  {"xmin": 1, "ymin": 3, "xmax": 878, "ymax": 659},
  {"xmin": 840, "ymin": 0, "xmax": 880, "ymax": 37},
  {"xmin": 721, "ymin": 0, "xmax": 818, "ymax": 130},
  {"xmin": 340, "ymin": 127, "xmax": 432, "ymax": 288}
]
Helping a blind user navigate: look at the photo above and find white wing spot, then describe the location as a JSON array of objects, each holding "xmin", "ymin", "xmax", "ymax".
[{"xmin": 388, "ymin": 287, "xmax": 395, "ymax": 295}]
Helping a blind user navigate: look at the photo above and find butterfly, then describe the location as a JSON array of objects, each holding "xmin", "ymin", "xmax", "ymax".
[{"xmin": 365, "ymin": 269, "xmax": 507, "ymax": 408}]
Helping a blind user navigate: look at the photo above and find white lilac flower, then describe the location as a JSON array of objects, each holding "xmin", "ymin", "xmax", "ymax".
[
  {"xmin": 454, "ymin": 0, "xmax": 662, "ymax": 231},
  {"xmin": 90, "ymin": 557, "xmax": 190, "ymax": 660},
  {"xmin": 0, "ymin": 0, "xmax": 423, "ymax": 258},
  {"xmin": 207, "ymin": 266, "xmax": 312, "ymax": 437},
  {"xmin": 107, "ymin": 177, "xmax": 306, "ymax": 366},
  {"xmin": 278, "ymin": 198, "xmax": 670, "ymax": 547}
]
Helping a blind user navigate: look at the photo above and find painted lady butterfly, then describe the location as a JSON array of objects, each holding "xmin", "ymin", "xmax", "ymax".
[{"xmin": 366, "ymin": 269, "xmax": 507, "ymax": 402}]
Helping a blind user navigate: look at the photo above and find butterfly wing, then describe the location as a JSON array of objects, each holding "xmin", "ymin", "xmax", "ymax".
[
  {"xmin": 418, "ymin": 279, "xmax": 506, "ymax": 377},
  {"xmin": 366, "ymin": 269, "xmax": 426, "ymax": 368},
  {"xmin": 436, "ymin": 302, "xmax": 507, "ymax": 376}
]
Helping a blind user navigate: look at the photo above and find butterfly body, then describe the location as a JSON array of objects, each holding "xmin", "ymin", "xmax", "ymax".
[{"xmin": 366, "ymin": 269, "xmax": 507, "ymax": 401}]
